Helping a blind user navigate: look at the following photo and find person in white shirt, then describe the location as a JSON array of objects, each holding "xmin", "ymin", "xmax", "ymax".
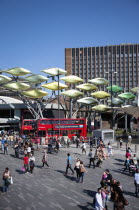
[
  {"xmin": 95, "ymin": 188, "xmax": 105, "ymax": 210},
  {"xmin": 82, "ymin": 141, "xmax": 86, "ymax": 154},
  {"xmin": 134, "ymin": 169, "xmax": 139, "ymax": 194},
  {"xmin": 29, "ymin": 154, "xmax": 35, "ymax": 173},
  {"xmin": 107, "ymin": 143, "xmax": 113, "ymax": 157}
]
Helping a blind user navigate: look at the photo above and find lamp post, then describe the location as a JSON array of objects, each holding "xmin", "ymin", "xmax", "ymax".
[
  {"xmin": 105, "ymin": 70, "xmax": 117, "ymax": 130},
  {"xmin": 57, "ymin": 70, "xmax": 60, "ymax": 138}
]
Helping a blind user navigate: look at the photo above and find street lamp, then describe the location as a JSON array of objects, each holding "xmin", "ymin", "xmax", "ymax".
[{"xmin": 105, "ymin": 70, "xmax": 117, "ymax": 130}]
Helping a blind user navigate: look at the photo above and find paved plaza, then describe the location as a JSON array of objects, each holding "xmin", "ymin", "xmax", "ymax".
[{"xmin": 0, "ymin": 143, "xmax": 139, "ymax": 210}]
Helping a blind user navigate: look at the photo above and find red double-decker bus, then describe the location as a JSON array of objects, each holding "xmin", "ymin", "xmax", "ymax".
[
  {"xmin": 21, "ymin": 118, "xmax": 87, "ymax": 140},
  {"xmin": 21, "ymin": 119, "xmax": 36, "ymax": 137},
  {"xmin": 37, "ymin": 118, "xmax": 87, "ymax": 139}
]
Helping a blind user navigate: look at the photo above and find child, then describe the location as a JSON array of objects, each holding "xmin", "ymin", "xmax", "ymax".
[{"xmin": 102, "ymin": 172, "xmax": 107, "ymax": 180}]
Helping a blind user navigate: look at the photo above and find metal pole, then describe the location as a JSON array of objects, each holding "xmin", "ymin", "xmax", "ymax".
[
  {"xmin": 70, "ymin": 98, "xmax": 72, "ymax": 118},
  {"xmin": 58, "ymin": 72, "xmax": 60, "ymax": 137},
  {"xmin": 111, "ymin": 70, "xmax": 114, "ymax": 130}
]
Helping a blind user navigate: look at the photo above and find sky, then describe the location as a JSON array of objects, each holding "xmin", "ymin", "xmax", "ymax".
[{"xmin": 0, "ymin": 0, "xmax": 139, "ymax": 75}]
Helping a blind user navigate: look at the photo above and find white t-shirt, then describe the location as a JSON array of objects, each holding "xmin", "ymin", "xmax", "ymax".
[
  {"xmin": 134, "ymin": 173, "xmax": 139, "ymax": 184},
  {"xmin": 82, "ymin": 143, "xmax": 86, "ymax": 149}
]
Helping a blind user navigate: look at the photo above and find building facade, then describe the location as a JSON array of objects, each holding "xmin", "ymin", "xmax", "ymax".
[{"xmin": 65, "ymin": 43, "xmax": 139, "ymax": 91}]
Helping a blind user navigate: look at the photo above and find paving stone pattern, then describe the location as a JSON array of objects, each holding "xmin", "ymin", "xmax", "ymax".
[{"xmin": 0, "ymin": 144, "xmax": 139, "ymax": 210}]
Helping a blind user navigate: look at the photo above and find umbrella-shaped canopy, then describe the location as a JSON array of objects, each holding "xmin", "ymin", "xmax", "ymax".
[
  {"xmin": 131, "ymin": 87, "xmax": 139, "ymax": 93},
  {"xmin": 61, "ymin": 75, "xmax": 83, "ymax": 84},
  {"xmin": 89, "ymin": 78, "xmax": 109, "ymax": 86},
  {"xmin": 2, "ymin": 67, "xmax": 31, "ymax": 76},
  {"xmin": 24, "ymin": 75, "xmax": 48, "ymax": 84},
  {"xmin": 0, "ymin": 75, "xmax": 12, "ymax": 83},
  {"xmin": 107, "ymin": 97, "xmax": 124, "ymax": 105},
  {"xmin": 61, "ymin": 89, "xmax": 83, "ymax": 98},
  {"xmin": 76, "ymin": 83, "xmax": 98, "ymax": 91},
  {"xmin": 77, "ymin": 97, "xmax": 98, "ymax": 105},
  {"xmin": 92, "ymin": 104, "xmax": 111, "ymax": 112},
  {"xmin": 91, "ymin": 91, "xmax": 110, "ymax": 99},
  {"xmin": 107, "ymin": 85, "xmax": 123, "ymax": 93},
  {"xmin": 22, "ymin": 89, "xmax": 48, "ymax": 98},
  {"xmin": 118, "ymin": 92, "xmax": 136, "ymax": 100},
  {"xmin": 41, "ymin": 82, "xmax": 68, "ymax": 91},
  {"xmin": 3, "ymin": 82, "xmax": 30, "ymax": 91},
  {"xmin": 41, "ymin": 68, "xmax": 67, "ymax": 76}
]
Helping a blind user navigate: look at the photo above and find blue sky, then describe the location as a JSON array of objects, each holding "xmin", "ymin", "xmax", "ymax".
[{"xmin": 0, "ymin": 0, "xmax": 139, "ymax": 75}]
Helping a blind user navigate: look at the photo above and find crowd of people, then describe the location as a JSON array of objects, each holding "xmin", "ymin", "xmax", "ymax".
[{"xmin": 1, "ymin": 133, "xmax": 139, "ymax": 209}]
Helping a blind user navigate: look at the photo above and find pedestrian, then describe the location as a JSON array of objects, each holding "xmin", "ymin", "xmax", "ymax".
[
  {"xmin": 4, "ymin": 141, "xmax": 8, "ymax": 155},
  {"xmin": 29, "ymin": 154, "xmax": 35, "ymax": 173},
  {"xmin": 123, "ymin": 156, "xmax": 131, "ymax": 173},
  {"xmin": 90, "ymin": 138, "xmax": 93, "ymax": 148},
  {"xmin": 119, "ymin": 138, "xmax": 123, "ymax": 148},
  {"xmin": 42, "ymin": 151, "xmax": 50, "ymax": 168},
  {"xmin": 2, "ymin": 167, "xmax": 12, "ymax": 194},
  {"xmin": 14, "ymin": 143, "xmax": 20, "ymax": 158},
  {"xmin": 74, "ymin": 158, "xmax": 80, "ymax": 182},
  {"xmin": 94, "ymin": 188, "xmax": 105, "ymax": 210},
  {"xmin": 128, "ymin": 134, "xmax": 132, "ymax": 146},
  {"xmin": 76, "ymin": 137, "xmax": 80, "ymax": 148},
  {"xmin": 88, "ymin": 149, "xmax": 95, "ymax": 168},
  {"xmin": 79, "ymin": 161, "xmax": 87, "ymax": 183},
  {"xmin": 134, "ymin": 169, "xmax": 139, "ymax": 195},
  {"xmin": 23, "ymin": 154, "xmax": 29, "ymax": 173},
  {"xmin": 65, "ymin": 153, "xmax": 74, "ymax": 175},
  {"xmin": 82, "ymin": 141, "xmax": 86, "ymax": 154},
  {"xmin": 107, "ymin": 143, "xmax": 113, "ymax": 157},
  {"xmin": 56, "ymin": 140, "xmax": 60, "ymax": 152}
]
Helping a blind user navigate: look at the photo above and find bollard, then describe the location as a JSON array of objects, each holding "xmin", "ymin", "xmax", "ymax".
[
  {"xmin": 135, "ymin": 144, "xmax": 138, "ymax": 153},
  {"xmin": 117, "ymin": 141, "xmax": 120, "ymax": 149}
]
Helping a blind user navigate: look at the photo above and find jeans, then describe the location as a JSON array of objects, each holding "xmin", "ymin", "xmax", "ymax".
[
  {"xmin": 4, "ymin": 147, "xmax": 8, "ymax": 154},
  {"xmin": 66, "ymin": 164, "xmax": 74, "ymax": 174},
  {"xmin": 75, "ymin": 168, "xmax": 80, "ymax": 179},
  {"xmin": 79, "ymin": 172, "xmax": 84, "ymax": 182},
  {"xmin": 89, "ymin": 158, "xmax": 95, "ymax": 168},
  {"xmin": 3, "ymin": 180, "xmax": 9, "ymax": 192},
  {"xmin": 24, "ymin": 164, "xmax": 29, "ymax": 173}
]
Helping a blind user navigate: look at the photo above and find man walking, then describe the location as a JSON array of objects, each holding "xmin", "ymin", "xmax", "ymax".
[
  {"xmin": 88, "ymin": 149, "xmax": 95, "ymax": 168},
  {"xmin": 65, "ymin": 153, "xmax": 74, "ymax": 175}
]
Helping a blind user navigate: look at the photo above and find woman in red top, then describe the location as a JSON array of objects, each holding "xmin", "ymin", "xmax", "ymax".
[{"xmin": 23, "ymin": 155, "xmax": 29, "ymax": 173}]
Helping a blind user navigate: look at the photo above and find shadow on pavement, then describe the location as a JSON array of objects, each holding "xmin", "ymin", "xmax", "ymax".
[
  {"xmin": 35, "ymin": 165, "xmax": 43, "ymax": 169},
  {"xmin": 123, "ymin": 190, "xmax": 136, "ymax": 197},
  {"xmin": 83, "ymin": 189, "xmax": 96, "ymax": 198},
  {"xmin": 115, "ymin": 159, "xmax": 125, "ymax": 163},
  {"xmin": 15, "ymin": 169, "xmax": 24, "ymax": 174},
  {"xmin": 114, "ymin": 163, "xmax": 124, "ymax": 166},
  {"xmin": 10, "ymin": 154, "xmax": 23, "ymax": 160},
  {"xmin": 77, "ymin": 202, "xmax": 94, "ymax": 210}
]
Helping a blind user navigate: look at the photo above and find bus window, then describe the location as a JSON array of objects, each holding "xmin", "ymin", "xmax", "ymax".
[
  {"xmin": 38, "ymin": 130, "xmax": 46, "ymax": 137},
  {"xmin": 24, "ymin": 121, "xmax": 30, "ymax": 126},
  {"xmin": 23, "ymin": 130, "xmax": 29, "ymax": 135},
  {"xmin": 61, "ymin": 130, "xmax": 68, "ymax": 136}
]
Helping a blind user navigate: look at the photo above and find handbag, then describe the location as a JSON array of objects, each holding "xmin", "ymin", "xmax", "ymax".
[
  {"xmin": 123, "ymin": 197, "xmax": 129, "ymax": 206},
  {"xmin": 21, "ymin": 166, "xmax": 25, "ymax": 172},
  {"xmin": 80, "ymin": 165, "xmax": 86, "ymax": 173}
]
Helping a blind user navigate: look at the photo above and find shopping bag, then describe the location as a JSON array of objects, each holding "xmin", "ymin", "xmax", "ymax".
[
  {"xmin": 21, "ymin": 166, "xmax": 25, "ymax": 172},
  {"xmin": 10, "ymin": 176, "xmax": 13, "ymax": 184}
]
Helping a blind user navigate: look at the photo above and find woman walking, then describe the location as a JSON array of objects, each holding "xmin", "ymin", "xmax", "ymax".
[
  {"xmin": 2, "ymin": 167, "xmax": 12, "ymax": 194},
  {"xmin": 42, "ymin": 151, "xmax": 50, "ymax": 168},
  {"xmin": 79, "ymin": 161, "xmax": 87, "ymax": 183},
  {"xmin": 29, "ymin": 154, "xmax": 35, "ymax": 173},
  {"xmin": 74, "ymin": 158, "xmax": 80, "ymax": 182}
]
